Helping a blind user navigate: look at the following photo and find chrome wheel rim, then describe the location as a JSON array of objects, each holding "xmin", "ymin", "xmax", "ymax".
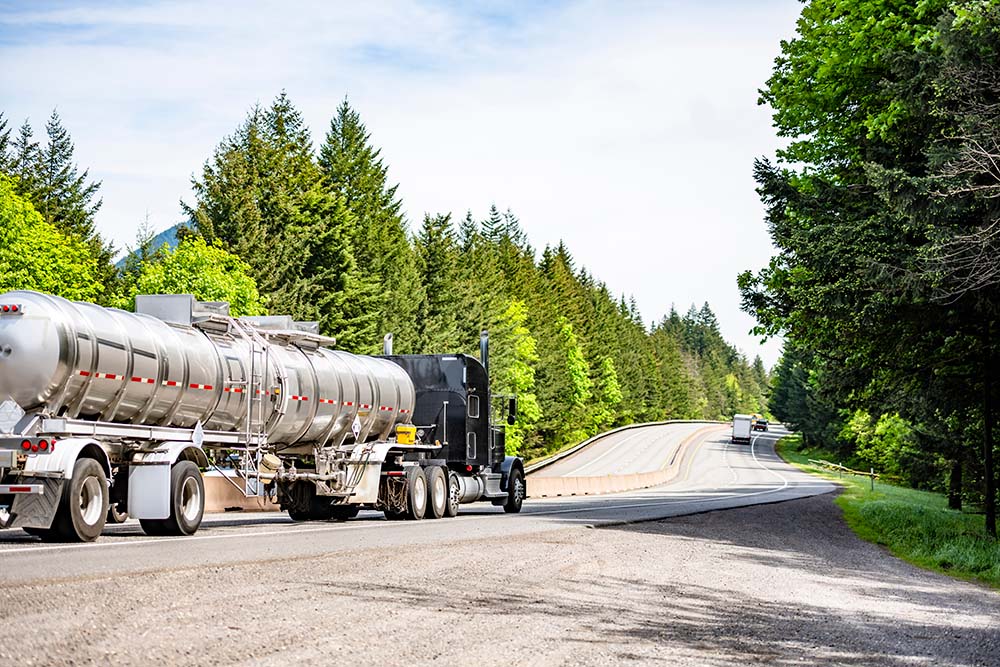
[
  {"xmin": 413, "ymin": 475, "xmax": 426, "ymax": 510},
  {"xmin": 432, "ymin": 474, "xmax": 446, "ymax": 510},
  {"xmin": 79, "ymin": 476, "xmax": 103, "ymax": 526},
  {"xmin": 514, "ymin": 476, "xmax": 525, "ymax": 503}
]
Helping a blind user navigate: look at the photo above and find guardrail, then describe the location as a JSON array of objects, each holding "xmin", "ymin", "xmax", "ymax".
[{"xmin": 807, "ymin": 459, "xmax": 878, "ymax": 490}]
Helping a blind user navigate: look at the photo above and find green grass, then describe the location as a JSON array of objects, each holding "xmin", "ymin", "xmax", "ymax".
[{"xmin": 777, "ymin": 434, "xmax": 1000, "ymax": 589}]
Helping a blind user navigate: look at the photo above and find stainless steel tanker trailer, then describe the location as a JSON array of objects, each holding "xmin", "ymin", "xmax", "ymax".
[{"xmin": 0, "ymin": 290, "xmax": 525, "ymax": 541}]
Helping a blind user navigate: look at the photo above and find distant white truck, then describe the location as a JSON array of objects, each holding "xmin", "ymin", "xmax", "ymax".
[{"xmin": 731, "ymin": 414, "xmax": 752, "ymax": 445}]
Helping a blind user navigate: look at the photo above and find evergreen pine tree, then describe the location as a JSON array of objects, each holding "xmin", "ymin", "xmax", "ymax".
[{"xmin": 318, "ymin": 99, "xmax": 421, "ymax": 352}]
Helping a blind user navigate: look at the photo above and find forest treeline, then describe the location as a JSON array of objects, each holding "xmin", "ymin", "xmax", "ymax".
[
  {"xmin": 742, "ymin": 0, "xmax": 1000, "ymax": 534},
  {"xmin": 0, "ymin": 98, "xmax": 767, "ymax": 459}
]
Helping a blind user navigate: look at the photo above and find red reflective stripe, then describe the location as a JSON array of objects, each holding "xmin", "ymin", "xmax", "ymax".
[
  {"xmin": 8, "ymin": 486, "xmax": 32, "ymax": 493},
  {"xmin": 130, "ymin": 376, "xmax": 155, "ymax": 384},
  {"xmin": 343, "ymin": 401, "xmax": 354, "ymax": 406},
  {"xmin": 361, "ymin": 404, "xmax": 371, "ymax": 409},
  {"xmin": 224, "ymin": 387, "xmax": 244, "ymax": 394},
  {"xmin": 78, "ymin": 370, "xmax": 91, "ymax": 377},
  {"xmin": 163, "ymin": 380, "xmax": 181, "ymax": 387},
  {"xmin": 188, "ymin": 383, "xmax": 213, "ymax": 390},
  {"xmin": 379, "ymin": 406, "xmax": 393, "ymax": 412},
  {"xmin": 399, "ymin": 409, "xmax": 410, "ymax": 414},
  {"xmin": 319, "ymin": 398, "xmax": 336, "ymax": 405}
]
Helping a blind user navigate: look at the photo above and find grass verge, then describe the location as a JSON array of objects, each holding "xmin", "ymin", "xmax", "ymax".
[{"xmin": 776, "ymin": 433, "xmax": 1000, "ymax": 589}]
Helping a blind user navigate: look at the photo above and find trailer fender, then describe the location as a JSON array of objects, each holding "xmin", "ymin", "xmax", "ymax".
[
  {"xmin": 128, "ymin": 442, "xmax": 208, "ymax": 520},
  {"xmin": 23, "ymin": 438, "xmax": 111, "ymax": 480},
  {"xmin": 499, "ymin": 456, "xmax": 524, "ymax": 492}
]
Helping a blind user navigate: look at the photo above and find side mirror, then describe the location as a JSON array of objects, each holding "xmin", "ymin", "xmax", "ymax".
[{"xmin": 507, "ymin": 397, "xmax": 517, "ymax": 425}]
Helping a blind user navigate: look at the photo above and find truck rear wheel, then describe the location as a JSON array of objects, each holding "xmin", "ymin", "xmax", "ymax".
[
  {"xmin": 52, "ymin": 458, "xmax": 109, "ymax": 542},
  {"xmin": 425, "ymin": 466, "xmax": 447, "ymax": 519},
  {"xmin": 140, "ymin": 461, "xmax": 204, "ymax": 536},
  {"xmin": 405, "ymin": 466, "xmax": 427, "ymax": 520},
  {"xmin": 444, "ymin": 471, "xmax": 460, "ymax": 518}
]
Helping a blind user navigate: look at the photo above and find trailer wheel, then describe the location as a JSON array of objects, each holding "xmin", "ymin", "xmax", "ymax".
[
  {"xmin": 444, "ymin": 471, "xmax": 460, "ymax": 518},
  {"xmin": 52, "ymin": 458, "xmax": 109, "ymax": 542},
  {"xmin": 503, "ymin": 467, "xmax": 525, "ymax": 514},
  {"xmin": 140, "ymin": 461, "xmax": 204, "ymax": 536},
  {"xmin": 405, "ymin": 466, "xmax": 427, "ymax": 520},
  {"xmin": 425, "ymin": 466, "xmax": 447, "ymax": 519},
  {"xmin": 107, "ymin": 502, "xmax": 128, "ymax": 524}
]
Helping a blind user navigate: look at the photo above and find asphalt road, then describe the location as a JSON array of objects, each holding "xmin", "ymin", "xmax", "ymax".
[
  {"xmin": 530, "ymin": 421, "xmax": 723, "ymax": 477},
  {"xmin": 1, "ymin": 425, "xmax": 995, "ymax": 667},
  {"xmin": 0, "ymin": 424, "xmax": 832, "ymax": 583}
]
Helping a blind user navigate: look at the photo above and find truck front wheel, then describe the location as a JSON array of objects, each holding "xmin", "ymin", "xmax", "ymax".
[
  {"xmin": 52, "ymin": 458, "xmax": 109, "ymax": 542},
  {"xmin": 444, "ymin": 471, "xmax": 460, "ymax": 517},
  {"xmin": 140, "ymin": 461, "xmax": 204, "ymax": 536},
  {"xmin": 503, "ymin": 467, "xmax": 525, "ymax": 514}
]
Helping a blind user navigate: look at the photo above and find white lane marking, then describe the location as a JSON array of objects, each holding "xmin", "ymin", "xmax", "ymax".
[
  {"xmin": 0, "ymin": 434, "xmax": 802, "ymax": 557},
  {"xmin": 722, "ymin": 439, "xmax": 740, "ymax": 484},
  {"xmin": 0, "ymin": 521, "xmax": 391, "ymax": 555},
  {"xmin": 750, "ymin": 434, "xmax": 789, "ymax": 491}
]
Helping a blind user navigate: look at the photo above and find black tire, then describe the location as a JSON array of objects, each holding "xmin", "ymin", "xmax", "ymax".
[
  {"xmin": 287, "ymin": 508, "xmax": 311, "ymax": 522},
  {"xmin": 52, "ymin": 458, "xmax": 109, "ymax": 542},
  {"xmin": 107, "ymin": 502, "xmax": 128, "ymax": 524},
  {"xmin": 444, "ymin": 471, "xmax": 460, "ymax": 518},
  {"xmin": 22, "ymin": 526, "xmax": 52, "ymax": 539},
  {"xmin": 329, "ymin": 504, "xmax": 360, "ymax": 522},
  {"xmin": 424, "ymin": 466, "xmax": 447, "ymax": 520},
  {"xmin": 503, "ymin": 467, "xmax": 525, "ymax": 514},
  {"xmin": 405, "ymin": 466, "xmax": 427, "ymax": 520},
  {"xmin": 140, "ymin": 461, "xmax": 204, "ymax": 536}
]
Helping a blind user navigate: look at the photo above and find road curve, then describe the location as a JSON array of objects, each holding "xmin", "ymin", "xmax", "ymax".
[
  {"xmin": 0, "ymin": 424, "xmax": 832, "ymax": 583},
  {"xmin": 529, "ymin": 422, "xmax": 724, "ymax": 477}
]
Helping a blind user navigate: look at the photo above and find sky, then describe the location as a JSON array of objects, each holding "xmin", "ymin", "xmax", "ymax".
[{"xmin": 0, "ymin": 0, "xmax": 802, "ymax": 367}]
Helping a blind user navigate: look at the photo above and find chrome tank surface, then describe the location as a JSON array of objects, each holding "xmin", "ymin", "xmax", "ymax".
[{"xmin": 0, "ymin": 291, "xmax": 415, "ymax": 446}]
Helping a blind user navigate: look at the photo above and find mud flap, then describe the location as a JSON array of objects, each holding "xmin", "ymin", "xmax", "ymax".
[
  {"xmin": 128, "ymin": 463, "xmax": 170, "ymax": 519},
  {"xmin": 6, "ymin": 477, "xmax": 63, "ymax": 529}
]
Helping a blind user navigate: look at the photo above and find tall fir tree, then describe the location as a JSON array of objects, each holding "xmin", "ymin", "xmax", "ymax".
[{"xmin": 318, "ymin": 99, "xmax": 421, "ymax": 352}]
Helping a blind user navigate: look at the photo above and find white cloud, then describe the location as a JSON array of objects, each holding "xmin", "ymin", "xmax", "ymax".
[{"xmin": 0, "ymin": 0, "xmax": 800, "ymax": 366}]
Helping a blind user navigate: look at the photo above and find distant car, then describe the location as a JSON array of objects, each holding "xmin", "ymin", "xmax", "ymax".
[{"xmin": 752, "ymin": 419, "xmax": 769, "ymax": 432}]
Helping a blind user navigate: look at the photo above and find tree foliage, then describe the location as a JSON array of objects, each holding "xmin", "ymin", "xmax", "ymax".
[
  {"xmin": 118, "ymin": 235, "xmax": 264, "ymax": 316},
  {"xmin": 2, "ymin": 97, "xmax": 769, "ymax": 463},
  {"xmin": 743, "ymin": 0, "xmax": 1000, "ymax": 534},
  {"xmin": 0, "ymin": 173, "xmax": 101, "ymax": 301}
]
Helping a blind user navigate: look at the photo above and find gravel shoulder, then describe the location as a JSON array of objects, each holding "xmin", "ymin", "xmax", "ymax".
[{"xmin": 1, "ymin": 492, "xmax": 996, "ymax": 666}]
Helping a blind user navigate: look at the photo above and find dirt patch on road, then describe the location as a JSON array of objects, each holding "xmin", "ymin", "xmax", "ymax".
[{"xmin": 1, "ymin": 493, "xmax": 997, "ymax": 666}]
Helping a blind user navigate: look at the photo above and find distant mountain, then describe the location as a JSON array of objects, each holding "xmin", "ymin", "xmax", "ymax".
[{"xmin": 115, "ymin": 223, "xmax": 185, "ymax": 268}]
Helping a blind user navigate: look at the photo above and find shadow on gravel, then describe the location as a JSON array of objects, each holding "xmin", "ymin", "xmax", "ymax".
[{"xmin": 315, "ymin": 494, "xmax": 1000, "ymax": 667}]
